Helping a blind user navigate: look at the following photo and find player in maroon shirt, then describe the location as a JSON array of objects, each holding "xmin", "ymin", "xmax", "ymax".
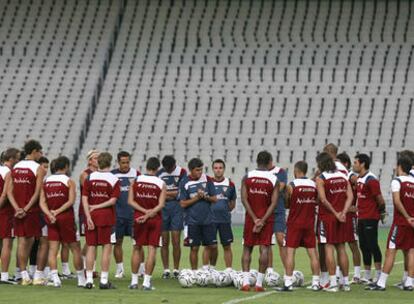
[
  {"xmin": 353, "ymin": 153, "xmax": 385, "ymax": 284},
  {"xmin": 282, "ymin": 161, "xmax": 321, "ymax": 291},
  {"xmin": 7, "ymin": 140, "xmax": 45, "ymax": 286},
  {"xmin": 368, "ymin": 156, "xmax": 414, "ymax": 291},
  {"xmin": 39, "ymin": 156, "xmax": 85, "ymax": 288},
  {"xmin": 82, "ymin": 152, "xmax": 120, "ymax": 290},
  {"xmin": 128, "ymin": 157, "xmax": 166, "ymax": 290},
  {"xmin": 315, "ymin": 152, "xmax": 353, "ymax": 292},
  {"xmin": 0, "ymin": 148, "xmax": 20, "ymax": 284},
  {"xmin": 241, "ymin": 151, "xmax": 279, "ymax": 292}
]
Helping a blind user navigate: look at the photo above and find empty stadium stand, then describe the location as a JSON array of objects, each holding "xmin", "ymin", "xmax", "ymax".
[{"xmin": 1, "ymin": 0, "xmax": 413, "ymax": 222}]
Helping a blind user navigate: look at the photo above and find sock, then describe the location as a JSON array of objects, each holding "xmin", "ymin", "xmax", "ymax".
[
  {"xmin": 143, "ymin": 274, "xmax": 151, "ymax": 287},
  {"xmin": 29, "ymin": 265, "xmax": 36, "ymax": 277},
  {"xmin": 343, "ymin": 276, "xmax": 349, "ymax": 285},
  {"xmin": 225, "ymin": 267, "xmax": 233, "ymax": 272},
  {"xmin": 116, "ymin": 263, "xmax": 124, "ymax": 273},
  {"xmin": 62, "ymin": 263, "xmax": 70, "ymax": 275},
  {"xmin": 131, "ymin": 273, "xmax": 138, "ymax": 285},
  {"xmin": 21, "ymin": 270, "xmax": 30, "ymax": 280},
  {"xmin": 15, "ymin": 267, "xmax": 21, "ymax": 279},
  {"xmin": 354, "ymin": 266, "xmax": 361, "ymax": 279},
  {"xmin": 86, "ymin": 271, "xmax": 93, "ymax": 284},
  {"xmin": 284, "ymin": 275, "xmax": 293, "ymax": 287},
  {"xmin": 312, "ymin": 275, "xmax": 320, "ymax": 286},
  {"xmin": 33, "ymin": 270, "xmax": 44, "ymax": 280},
  {"xmin": 320, "ymin": 272, "xmax": 329, "ymax": 285},
  {"xmin": 202, "ymin": 265, "xmax": 209, "ymax": 271},
  {"xmin": 330, "ymin": 275, "xmax": 337, "ymax": 287},
  {"xmin": 335, "ymin": 266, "xmax": 341, "ymax": 278},
  {"xmin": 404, "ymin": 276, "xmax": 413, "ymax": 287},
  {"xmin": 44, "ymin": 267, "xmax": 50, "ymax": 278},
  {"xmin": 51, "ymin": 270, "xmax": 60, "ymax": 284},
  {"xmin": 100, "ymin": 271, "xmax": 109, "ymax": 284},
  {"xmin": 256, "ymin": 272, "xmax": 264, "ymax": 287},
  {"xmin": 139, "ymin": 263, "xmax": 145, "ymax": 274},
  {"xmin": 173, "ymin": 268, "xmax": 179, "ymax": 274},
  {"xmin": 266, "ymin": 267, "xmax": 274, "ymax": 274},
  {"xmin": 375, "ymin": 270, "xmax": 382, "ymax": 282},
  {"xmin": 365, "ymin": 269, "xmax": 371, "ymax": 280},
  {"xmin": 164, "ymin": 269, "xmax": 171, "ymax": 274},
  {"xmin": 77, "ymin": 270, "xmax": 86, "ymax": 286},
  {"xmin": 402, "ymin": 271, "xmax": 408, "ymax": 283},
  {"xmin": 1, "ymin": 272, "xmax": 9, "ymax": 281},
  {"xmin": 242, "ymin": 272, "xmax": 250, "ymax": 286},
  {"xmin": 377, "ymin": 272, "xmax": 388, "ymax": 288}
]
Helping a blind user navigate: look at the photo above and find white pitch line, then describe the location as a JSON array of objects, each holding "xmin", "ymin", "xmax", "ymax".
[
  {"xmin": 222, "ymin": 291, "xmax": 277, "ymax": 304},
  {"xmin": 223, "ymin": 261, "xmax": 404, "ymax": 304}
]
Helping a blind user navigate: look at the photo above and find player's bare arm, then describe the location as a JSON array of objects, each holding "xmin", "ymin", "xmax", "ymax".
[
  {"xmin": 52, "ymin": 179, "xmax": 76, "ymax": 216},
  {"xmin": 0, "ymin": 171, "xmax": 9, "ymax": 208},
  {"xmin": 39, "ymin": 187, "xmax": 55, "ymax": 223},
  {"xmin": 82, "ymin": 194, "xmax": 94, "ymax": 230},
  {"xmin": 240, "ymin": 180, "xmax": 257, "ymax": 222},
  {"xmin": 285, "ymin": 184, "xmax": 293, "ymax": 209},
  {"xmin": 128, "ymin": 184, "xmax": 150, "ymax": 215},
  {"xmin": 23, "ymin": 166, "xmax": 46, "ymax": 214},
  {"xmin": 6, "ymin": 174, "xmax": 23, "ymax": 216},
  {"xmin": 392, "ymin": 191, "xmax": 414, "ymax": 228},
  {"xmin": 316, "ymin": 176, "xmax": 341, "ymax": 220},
  {"xmin": 342, "ymin": 181, "xmax": 354, "ymax": 217}
]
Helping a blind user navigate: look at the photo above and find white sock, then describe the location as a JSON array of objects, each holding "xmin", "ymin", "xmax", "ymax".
[
  {"xmin": 320, "ymin": 272, "xmax": 329, "ymax": 285},
  {"xmin": 202, "ymin": 265, "xmax": 209, "ymax": 271},
  {"xmin": 29, "ymin": 265, "xmax": 36, "ymax": 276},
  {"xmin": 365, "ymin": 269, "xmax": 371, "ymax": 280},
  {"xmin": 173, "ymin": 268, "xmax": 179, "ymax": 274},
  {"xmin": 51, "ymin": 270, "xmax": 60, "ymax": 284},
  {"xmin": 335, "ymin": 266, "xmax": 341, "ymax": 277},
  {"xmin": 1, "ymin": 272, "xmax": 9, "ymax": 281},
  {"xmin": 402, "ymin": 271, "xmax": 408, "ymax": 283},
  {"xmin": 131, "ymin": 273, "xmax": 139, "ymax": 285},
  {"xmin": 86, "ymin": 270, "xmax": 93, "ymax": 284},
  {"xmin": 44, "ymin": 266, "xmax": 50, "ymax": 278},
  {"xmin": 163, "ymin": 269, "xmax": 170, "ymax": 273},
  {"xmin": 62, "ymin": 263, "xmax": 70, "ymax": 275},
  {"xmin": 375, "ymin": 270, "xmax": 382, "ymax": 282},
  {"xmin": 21, "ymin": 270, "xmax": 30, "ymax": 280},
  {"xmin": 312, "ymin": 275, "xmax": 320, "ymax": 286},
  {"xmin": 256, "ymin": 272, "xmax": 264, "ymax": 287},
  {"xmin": 225, "ymin": 267, "xmax": 233, "ymax": 272},
  {"xmin": 77, "ymin": 270, "xmax": 86, "ymax": 286},
  {"xmin": 284, "ymin": 275, "xmax": 293, "ymax": 287},
  {"xmin": 242, "ymin": 272, "xmax": 250, "ymax": 286},
  {"xmin": 343, "ymin": 276, "xmax": 349, "ymax": 285},
  {"xmin": 33, "ymin": 270, "xmax": 44, "ymax": 280},
  {"xmin": 377, "ymin": 272, "xmax": 388, "ymax": 288},
  {"xmin": 139, "ymin": 263, "xmax": 145, "ymax": 274},
  {"xmin": 143, "ymin": 274, "xmax": 151, "ymax": 287},
  {"xmin": 116, "ymin": 263, "xmax": 124, "ymax": 273},
  {"xmin": 404, "ymin": 276, "xmax": 413, "ymax": 287},
  {"xmin": 100, "ymin": 271, "xmax": 109, "ymax": 284},
  {"xmin": 330, "ymin": 275, "xmax": 337, "ymax": 287},
  {"xmin": 354, "ymin": 266, "xmax": 361, "ymax": 278},
  {"xmin": 266, "ymin": 267, "xmax": 274, "ymax": 274}
]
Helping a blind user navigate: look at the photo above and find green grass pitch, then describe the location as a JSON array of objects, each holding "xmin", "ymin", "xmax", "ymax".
[{"xmin": 0, "ymin": 227, "xmax": 411, "ymax": 304}]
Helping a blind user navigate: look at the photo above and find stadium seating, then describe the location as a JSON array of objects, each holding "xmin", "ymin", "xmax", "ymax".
[{"xmin": 1, "ymin": 1, "xmax": 413, "ymax": 222}]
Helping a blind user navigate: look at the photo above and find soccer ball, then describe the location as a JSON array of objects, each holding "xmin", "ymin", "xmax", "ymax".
[
  {"xmin": 209, "ymin": 269, "xmax": 221, "ymax": 286},
  {"xmin": 232, "ymin": 272, "xmax": 244, "ymax": 289},
  {"xmin": 217, "ymin": 271, "xmax": 232, "ymax": 287},
  {"xmin": 265, "ymin": 271, "xmax": 281, "ymax": 287},
  {"xmin": 293, "ymin": 270, "xmax": 305, "ymax": 287},
  {"xmin": 178, "ymin": 270, "xmax": 195, "ymax": 288},
  {"xmin": 247, "ymin": 271, "xmax": 257, "ymax": 286},
  {"xmin": 195, "ymin": 270, "xmax": 210, "ymax": 287}
]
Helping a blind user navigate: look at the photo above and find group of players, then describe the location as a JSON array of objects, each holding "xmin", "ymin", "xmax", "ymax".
[{"xmin": 0, "ymin": 139, "xmax": 414, "ymax": 293}]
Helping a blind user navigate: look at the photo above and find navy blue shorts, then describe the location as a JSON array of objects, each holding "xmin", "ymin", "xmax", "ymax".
[
  {"xmin": 214, "ymin": 223, "xmax": 234, "ymax": 246},
  {"xmin": 185, "ymin": 224, "xmax": 217, "ymax": 247},
  {"xmin": 273, "ymin": 212, "xmax": 286, "ymax": 233},
  {"xmin": 162, "ymin": 202, "xmax": 184, "ymax": 231},
  {"xmin": 115, "ymin": 217, "xmax": 133, "ymax": 239}
]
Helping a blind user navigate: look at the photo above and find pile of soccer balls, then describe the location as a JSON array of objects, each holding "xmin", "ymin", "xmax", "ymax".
[{"xmin": 178, "ymin": 268, "xmax": 305, "ymax": 289}]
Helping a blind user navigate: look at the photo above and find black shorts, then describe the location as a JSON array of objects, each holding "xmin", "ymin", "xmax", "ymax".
[
  {"xmin": 115, "ymin": 217, "xmax": 133, "ymax": 239},
  {"xmin": 214, "ymin": 223, "xmax": 234, "ymax": 246},
  {"xmin": 185, "ymin": 224, "xmax": 217, "ymax": 247}
]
